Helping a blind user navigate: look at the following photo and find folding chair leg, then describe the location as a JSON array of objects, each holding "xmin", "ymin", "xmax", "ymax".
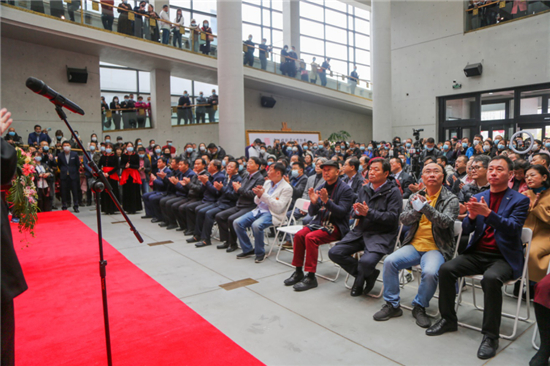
[
  {"xmin": 316, "ymin": 265, "xmax": 341, "ymax": 282},
  {"xmin": 275, "ymin": 236, "xmax": 294, "ymax": 268},
  {"xmin": 532, "ymin": 324, "xmax": 540, "ymax": 351}
]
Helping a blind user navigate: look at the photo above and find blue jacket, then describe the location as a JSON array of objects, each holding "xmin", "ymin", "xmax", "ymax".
[
  {"xmin": 462, "ymin": 188, "xmax": 530, "ymax": 279},
  {"xmin": 174, "ymin": 169, "xmax": 196, "ymax": 197},
  {"xmin": 202, "ymin": 170, "xmax": 226, "ymax": 203},
  {"xmin": 217, "ymin": 174, "xmax": 243, "ymax": 207},
  {"xmin": 152, "ymin": 167, "xmax": 172, "ymax": 192},
  {"xmin": 308, "ymin": 178, "xmax": 355, "ymax": 240},
  {"xmin": 28, "ymin": 132, "xmax": 51, "ymax": 146}
]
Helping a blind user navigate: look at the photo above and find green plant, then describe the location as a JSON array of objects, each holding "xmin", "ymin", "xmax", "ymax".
[{"xmin": 327, "ymin": 130, "xmax": 351, "ymax": 143}]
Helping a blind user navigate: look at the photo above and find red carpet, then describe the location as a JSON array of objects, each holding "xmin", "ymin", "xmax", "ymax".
[{"xmin": 12, "ymin": 211, "xmax": 263, "ymax": 366}]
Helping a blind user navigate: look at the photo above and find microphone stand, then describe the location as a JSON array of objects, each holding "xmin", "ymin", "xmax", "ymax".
[{"xmin": 53, "ymin": 105, "xmax": 144, "ymax": 366}]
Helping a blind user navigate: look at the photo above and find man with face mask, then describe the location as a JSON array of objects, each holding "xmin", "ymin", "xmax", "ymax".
[
  {"xmin": 258, "ymin": 38, "xmax": 272, "ymax": 70},
  {"xmin": 28, "ymin": 124, "xmax": 51, "ymax": 147},
  {"xmin": 419, "ymin": 137, "xmax": 442, "ymax": 161},
  {"xmin": 287, "ymin": 46, "xmax": 298, "ymax": 78},
  {"xmin": 55, "ymin": 141, "xmax": 81, "ymax": 212},
  {"xmin": 190, "ymin": 19, "xmax": 200, "ymax": 52},
  {"xmin": 195, "ymin": 92, "xmax": 207, "ymax": 124},
  {"xmin": 243, "ymin": 34, "xmax": 255, "ymax": 67},
  {"xmin": 207, "ymin": 89, "xmax": 218, "ymax": 123},
  {"xmin": 177, "ymin": 90, "xmax": 193, "ymax": 125},
  {"xmin": 281, "ymin": 45, "xmax": 290, "ymax": 75},
  {"xmin": 4, "ymin": 127, "xmax": 23, "ymax": 146}
]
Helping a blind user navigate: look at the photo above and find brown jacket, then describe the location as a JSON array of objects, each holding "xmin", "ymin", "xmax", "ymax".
[{"xmin": 523, "ymin": 189, "xmax": 550, "ymax": 282}]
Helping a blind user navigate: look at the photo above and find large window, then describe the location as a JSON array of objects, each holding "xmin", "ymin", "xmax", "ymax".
[
  {"xmin": 299, "ymin": 0, "xmax": 371, "ymax": 80},
  {"xmin": 99, "ymin": 62, "xmax": 219, "ymax": 131},
  {"xmin": 242, "ymin": 1, "xmax": 284, "ymax": 61},
  {"xmin": 169, "ymin": 0, "xmax": 218, "ymax": 36}
]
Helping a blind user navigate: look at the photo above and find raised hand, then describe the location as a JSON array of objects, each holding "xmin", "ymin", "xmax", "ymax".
[
  {"xmin": 213, "ymin": 181, "xmax": 224, "ymax": 191},
  {"xmin": 319, "ymin": 188, "xmax": 329, "ymax": 203},
  {"xmin": 0, "ymin": 108, "xmax": 13, "ymax": 135},
  {"xmin": 232, "ymin": 181, "xmax": 241, "ymax": 192},
  {"xmin": 198, "ymin": 175, "xmax": 209, "ymax": 184},
  {"xmin": 308, "ymin": 187, "xmax": 319, "ymax": 204}
]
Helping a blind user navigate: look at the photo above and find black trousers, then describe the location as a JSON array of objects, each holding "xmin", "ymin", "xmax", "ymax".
[
  {"xmin": 193, "ymin": 202, "xmax": 218, "ymax": 239},
  {"xmin": 215, "ymin": 206, "xmax": 254, "ymax": 246},
  {"xmin": 161, "ymin": 196, "xmax": 188, "ymax": 225},
  {"xmin": 185, "ymin": 200, "xmax": 208, "ymax": 233},
  {"xmin": 438, "ymin": 252, "xmax": 514, "ymax": 339},
  {"xmin": 199, "ymin": 204, "xmax": 229, "ymax": 241},
  {"xmin": 1, "ymin": 300, "xmax": 14, "ymax": 366},
  {"xmin": 328, "ymin": 238, "xmax": 384, "ymax": 280},
  {"xmin": 60, "ymin": 177, "xmax": 79, "ymax": 208},
  {"xmin": 175, "ymin": 198, "xmax": 200, "ymax": 229}
]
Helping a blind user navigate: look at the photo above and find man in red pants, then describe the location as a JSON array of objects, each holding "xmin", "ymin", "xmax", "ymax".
[{"xmin": 284, "ymin": 160, "xmax": 355, "ymax": 291}]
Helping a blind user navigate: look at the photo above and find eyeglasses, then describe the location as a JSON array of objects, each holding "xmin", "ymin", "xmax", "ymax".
[{"xmin": 470, "ymin": 165, "xmax": 485, "ymax": 171}]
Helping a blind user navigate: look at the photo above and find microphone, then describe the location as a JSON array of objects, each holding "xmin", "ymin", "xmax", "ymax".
[{"xmin": 26, "ymin": 77, "xmax": 85, "ymax": 116}]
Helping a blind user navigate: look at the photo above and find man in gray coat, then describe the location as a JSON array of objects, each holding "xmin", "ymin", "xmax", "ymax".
[{"xmin": 373, "ymin": 162, "xmax": 459, "ymax": 329}]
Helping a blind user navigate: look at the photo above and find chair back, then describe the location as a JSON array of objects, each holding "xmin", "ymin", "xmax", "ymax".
[
  {"xmin": 451, "ymin": 221, "xmax": 463, "ymax": 259},
  {"xmin": 285, "ymin": 198, "xmax": 306, "ymax": 226},
  {"xmin": 402, "ymin": 199, "xmax": 408, "ymax": 210},
  {"xmin": 519, "ymin": 227, "xmax": 534, "ymax": 280}
]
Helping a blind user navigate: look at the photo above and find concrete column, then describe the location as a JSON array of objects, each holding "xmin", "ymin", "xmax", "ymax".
[
  {"xmin": 216, "ymin": 0, "xmax": 245, "ymax": 156},
  {"xmin": 150, "ymin": 69, "xmax": 171, "ymax": 140},
  {"xmin": 371, "ymin": 0, "xmax": 392, "ymax": 141},
  {"xmin": 283, "ymin": 0, "xmax": 300, "ymax": 56}
]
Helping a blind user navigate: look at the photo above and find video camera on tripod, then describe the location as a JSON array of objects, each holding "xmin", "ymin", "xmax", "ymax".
[{"xmin": 410, "ymin": 128, "xmax": 424, "ymax": 179}]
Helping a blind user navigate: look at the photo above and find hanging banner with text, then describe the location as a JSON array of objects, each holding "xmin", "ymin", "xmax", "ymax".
[{"xmin": 246, "ymin": 130, "xmax": 322, "ymax": 146}]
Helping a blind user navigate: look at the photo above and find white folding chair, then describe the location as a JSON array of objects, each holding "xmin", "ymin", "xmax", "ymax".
[
  {"xmin": 455, "ymin": 227, "xmax": 534, "ymax": 340},
  {"xmin": 400, "ymin": 221, "xmax": 463, "ymax": 317},
  {"xmin": 532, "ymin": 264, "xmax": 550, "ymax": 350},
  {"xmin": 273, "ymin": 198, "xmax": 310, "ymax": 266},
  {"xmin": 265, "ymin": 198, "xmax": 294, "ymax": 258}
]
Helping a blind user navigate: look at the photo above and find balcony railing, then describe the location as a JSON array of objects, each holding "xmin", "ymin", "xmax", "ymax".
[
  {"xmin": 465, "ymin": 0, "xmax": 550, "ymax": 32},
  {"xmin": 2, "ymin": 1, "xmax": 373, "ymax": 99}
]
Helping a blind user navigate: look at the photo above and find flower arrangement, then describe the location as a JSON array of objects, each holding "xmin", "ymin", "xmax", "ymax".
[{"xmin": 7, "ymin": 147, "xmax": 38, "ymax": 236}]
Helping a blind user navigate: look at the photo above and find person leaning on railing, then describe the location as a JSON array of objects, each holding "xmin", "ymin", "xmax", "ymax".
[
  {"xmin": 200, "ymin": 20, "xmax": 213, "ymax": 56},
  {"xmin": 101, "ymin": 0, "xmax": 115, "ymax": 31},
  {"xmin": 172, "ymin": 9, "xmax": 184, "ymax": 49},
  {"xmin": 159, "ymin": 4, "xmax": 171, "ymax": 45},
  {"xmin": 146, "ymin": 4, "xmax": 160, "ymax": 43},
  {"xmin": 117, "ymin": 0, "xmax": 133, "ymax": 36}
]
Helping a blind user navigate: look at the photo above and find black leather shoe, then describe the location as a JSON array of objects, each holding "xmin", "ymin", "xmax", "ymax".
[
  {"xmin": 195, "ymin": 241, "xmax": 211, "ymax": 248},
  {"xmin": 426, "ymin": 318, "xmax": 458, "ymax": 336},
  {"xmin": 73, "ymin": 206, "xmax": 79, "ymax": 213},
  {"xmin": 166, "ymin": 225, "xmax": 178, "ymax": 230},
  {"xmin": 184, "ymin": 230, "xmax": 194, "ymax": 236},
  {"xmin": 364, "ymin": 269, "xmax": 380, "ymax": 295},
  {"xmin": 412, "ymin": 305, "xmax": 431, "ymax": 328},
  {"xmin": 284, "ymin": 271, "xmax": 304, "ymax": 286},
  {"xmin": 158, "ymin": 222, "xmax": 169, "ymax": 227},
  {"xmin": 186, "ymin": 236, "xmax": 200, "ymax": 243},
  {"xmin": 236, "ymin": 251, "xmax": 254, "ymax": 259},
  {"xmin": 217, "ymin": 242, "xmax": 229, "ymax": 249},
  {"xmin": 151, "ymin": 218, "xmax": 160, "ymax": 223},
  {"xmin": 141, "ymin": 215, "xmax": 152, "ymax": 219},
  {"xmin": 477, "ymin": 335, "xmax": 498, "ymax": 360},
  {"xmin": 176, "ymin": 227, "xmax": 185, "ymax": 232},
  {"xmin": 226, "ymin": 245, "xmax": 238, "ymax": 253},
  {"xmin": 350, "ymin": 276, "xmax": 365, "ymax": 297},
  {"xmin": 293, "ymin": 275, "xmax": 318, "ymax": 291}
]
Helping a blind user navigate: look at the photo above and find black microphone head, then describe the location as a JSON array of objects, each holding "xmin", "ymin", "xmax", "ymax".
[{"xmin": 26, "ymin": 77, "xmax": 47, "ymax": 95}]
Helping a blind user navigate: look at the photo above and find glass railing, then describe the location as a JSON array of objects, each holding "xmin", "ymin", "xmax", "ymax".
[
  {"xmin": 242, "ymin": 44, "xmax": 373, "ymax": 99},
  {"xmin": 465, "ymin": 0, "xmax": 550, "ymax": 32},
  {"xmin": 3, "ymin": 1, "xmax": 372, "ymax": 99}
]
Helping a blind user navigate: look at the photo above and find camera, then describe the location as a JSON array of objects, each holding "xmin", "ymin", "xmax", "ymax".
[{"xmin": 410, "ymin": 128, "xmax": 424, "ymax": 180}]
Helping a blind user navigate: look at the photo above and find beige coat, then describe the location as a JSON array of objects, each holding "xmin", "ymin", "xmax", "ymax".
[{"xmin": 524, "ymin": 189, "xmax": 550, "ymax": 282}]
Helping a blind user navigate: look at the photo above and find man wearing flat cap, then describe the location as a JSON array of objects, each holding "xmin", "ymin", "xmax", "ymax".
[{"xmin": 284, "ymin": 160, "xmax": 355, "ymax": 291}]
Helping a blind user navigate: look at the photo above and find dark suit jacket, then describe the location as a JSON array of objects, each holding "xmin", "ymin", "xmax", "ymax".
[
  {"xmin": 1, "ymin": 139, "xmax": 28, "ymax": 301},
  {"xmin": 338, "ymin": 177, "xmax": 403, "ymax": 254},
  {"xmin": 342, "ymin": 173, "xmax": 365, "ymax": 201},
  {"xmin": 203, "ymin": 170, "xmax": 226, "ymax": 203},
  {"xmin": 308, "ymin": 178, "xmax": 355, "ymax": 239},
  {"xmin": 290, "ymin": 174, "xmax": 308, "ymax": 206},
  {"xmin": 395, "ymin": 171, "xmax": 415, "ymax": 199},
  {"xmin": 236, "ymin": 170, "xmax": 265, "ymax": 209},
  {"xmin": 217, "ymin": 174, "xmax": 243, "ymax": 207},
  {"xmin": 462, "ymin": 188, "xmax": 530, "ymax": 279},
  {"xmin": 56, "ymin": 151, "xmax": 81, "ymax": 180}
]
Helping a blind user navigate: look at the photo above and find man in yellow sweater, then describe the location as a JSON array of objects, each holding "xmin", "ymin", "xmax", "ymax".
[{"xmin": 373, "ymin": 162, "xmax": 459, "ymax": 328}]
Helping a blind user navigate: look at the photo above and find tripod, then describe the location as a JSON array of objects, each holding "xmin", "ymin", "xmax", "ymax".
[{"xmin": 54, "ymin": 105, "xmax": 143, "ymax": 365}]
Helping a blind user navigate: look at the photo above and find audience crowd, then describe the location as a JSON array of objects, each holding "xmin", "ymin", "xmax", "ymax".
[{"xmin": 4, "ymin": 127, "xmax": 550, "ymax": 364}]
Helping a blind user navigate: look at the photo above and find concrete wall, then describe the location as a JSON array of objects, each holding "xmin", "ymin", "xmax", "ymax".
[
  {"xmin": 390, "ymin": 0, "xmax": 550, "ymax": 140},
  {"xmin": 1, "ymin": 37, "xmax": 101, "ymax": 141},
  {"xmin": 1, "ymin": 37, "xmax": 371, "ymax": 154},
  {"xmin": 244, "ymin": 88, "xmax": 372, "ymax": 143}
]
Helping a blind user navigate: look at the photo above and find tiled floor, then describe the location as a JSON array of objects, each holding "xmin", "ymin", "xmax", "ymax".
[{"xmin": 75, "ymin": 207, "xmax": 539, "ymax": 366}]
